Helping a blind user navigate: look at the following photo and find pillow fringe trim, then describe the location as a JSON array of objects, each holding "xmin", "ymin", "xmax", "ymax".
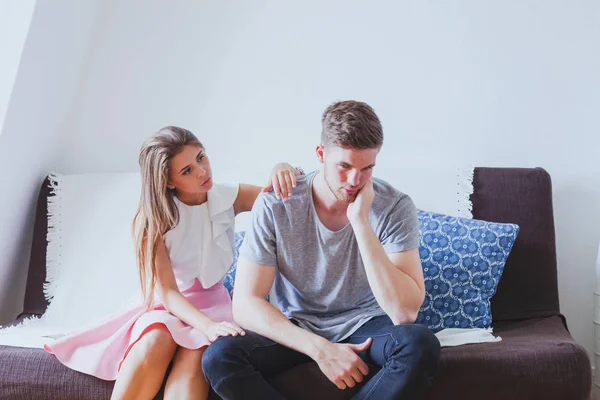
[{"xmin": 45, "ymin": 172, "xmax": 64, "ymax": 301}]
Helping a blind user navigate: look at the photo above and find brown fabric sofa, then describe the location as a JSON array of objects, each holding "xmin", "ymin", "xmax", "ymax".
[{"xmin": 0, "ymin": 167, "xmax": 592, "ymax": 399}]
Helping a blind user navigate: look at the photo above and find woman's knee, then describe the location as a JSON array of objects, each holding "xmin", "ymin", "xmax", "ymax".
[
  {"xmin": 172, "ymin": 347, "xmax": 205, "ymax": 376},
  {"xmin": 135, "ymin": 324, "xmax": 177, "ymax": 359}
]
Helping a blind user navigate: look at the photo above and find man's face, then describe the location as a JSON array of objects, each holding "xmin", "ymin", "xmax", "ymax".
[{"xmin": 318, "ymin": 144, "xmax": 379, "ymax": 203}]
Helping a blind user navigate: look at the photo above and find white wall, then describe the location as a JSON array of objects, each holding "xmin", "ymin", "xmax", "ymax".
[
  {"xmin": 53, "ymin": 0, "xmax": 600, "ymax": 360},
  {"xmin": 0, "ymin": 1, "xmax": 36, "ymax": 135},
  {"xmin": 0, "ymin": 0, "xmax": 100, "ymax": 323}
]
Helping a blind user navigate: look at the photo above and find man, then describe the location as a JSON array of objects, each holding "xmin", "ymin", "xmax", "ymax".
[{"xmin": 203, "ymin": 100, "xmax": 440, "ymax": 399}]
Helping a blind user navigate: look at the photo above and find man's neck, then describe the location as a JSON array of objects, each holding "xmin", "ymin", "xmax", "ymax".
[{"xmin": 312, "ymin": 171, "xmax": 348, "ymax": 217}]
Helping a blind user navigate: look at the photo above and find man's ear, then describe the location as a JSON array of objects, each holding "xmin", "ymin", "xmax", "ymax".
[{"xmin": 316, "ymin": 144, "xmax": 325, "ymax": 163}]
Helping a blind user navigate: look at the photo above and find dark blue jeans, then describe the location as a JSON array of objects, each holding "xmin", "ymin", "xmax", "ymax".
[{"xmin": 202, "ymin": 315, "xmax": 440, "ymax": 400}]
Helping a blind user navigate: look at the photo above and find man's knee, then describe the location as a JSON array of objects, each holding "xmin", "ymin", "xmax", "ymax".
[
  {"xmin": 202, "ymin": 331, "xmax": 273, "ymax": 384},
  {"xmin": 202, "ymin": 335, "xmax": 243, "ymax": 380},
  {"xmin": 390, "ymin": 324, "xmax": 441, "ymax": 370}
]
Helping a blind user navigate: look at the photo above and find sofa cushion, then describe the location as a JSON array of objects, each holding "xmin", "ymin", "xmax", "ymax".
[
  {"xmin": 421, "ymin": 316, "xmax": 591, "ymax": 400},
  {"xmin": 266, "ymin": 316, "xmax": 591, "ymax": 400},
  {"xmin": 0, "ymin": 345, "xmax": 114, "ymax": 400},
  {"xmin": 0, "ymin": 319, "xmax": 589, "ymax": 399},
  {"xmin": 223, "ymin": 232, "xmax": 245, "ymax": 298},
  {"xmin": 416, "ymin": 210, "xmax": 519, "ymax": 331}
]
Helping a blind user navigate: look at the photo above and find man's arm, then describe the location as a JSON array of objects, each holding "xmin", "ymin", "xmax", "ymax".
[
  {"xmin": 352, "ymin": 224, "xmax": 425, "ymax": 324},
  {"xmin": 232, "ymin": 258, "xmax": 325, "ymax": 357},
  {"xmin": 232, "ymin": 258, "xmax": 372, "ymax": 390},
  {"xmin": 347, "ymin": 180, "xmax": 425, "ymax": 325}
]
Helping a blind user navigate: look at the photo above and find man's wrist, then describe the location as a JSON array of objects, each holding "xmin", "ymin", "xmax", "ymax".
[
  {"xmin": 349, "ymin": 214, "xmax": 370, "ymax": 228},
  {"xmin": 304, "ymin": 333, "xmax": 330, "ymax": 360}
]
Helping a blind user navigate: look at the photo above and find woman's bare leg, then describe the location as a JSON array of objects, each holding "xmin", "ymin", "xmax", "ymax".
[
  {"xmin": 111, "ymin": 325, "xmax": 178, "ymax": 400},
  {"xmin": 163, "ymin": 346, "xmax": 208, "ymax": 400}
]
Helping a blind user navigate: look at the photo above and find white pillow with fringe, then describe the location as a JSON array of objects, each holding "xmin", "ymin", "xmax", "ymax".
[
  {"xmin": 42, "ymin": 172, "xmax": 143, "ymax": 332},
  {"xmin": 0, "ymin": 167, "xmax": 476, "ymax": 348}
]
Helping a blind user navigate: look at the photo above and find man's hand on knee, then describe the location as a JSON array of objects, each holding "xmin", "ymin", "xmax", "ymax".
[{"xmin": 313, "ymin": 338, "xmax": 372, "ymax": 390}]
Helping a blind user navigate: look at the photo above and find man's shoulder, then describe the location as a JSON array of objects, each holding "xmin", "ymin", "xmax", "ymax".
[
  {"xmin": 372, "ymin": 176, "xmax": 413, "ymax": 207},
  {"xmin": 255, "ymin": 172, "xmax": 313, "ymax": 214}
]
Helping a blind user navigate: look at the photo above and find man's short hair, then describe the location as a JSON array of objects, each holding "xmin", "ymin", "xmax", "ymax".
[{"xmin": 321, "ymin": 100, "xmax": 383, "ymax": 149}]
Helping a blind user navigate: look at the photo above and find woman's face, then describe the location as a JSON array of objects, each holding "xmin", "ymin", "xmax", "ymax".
[{"xmin": 167, "ymin": 144, "xmax": 213, "ymax": 196}]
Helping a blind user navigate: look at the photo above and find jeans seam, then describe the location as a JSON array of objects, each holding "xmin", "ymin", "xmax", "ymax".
[
  {"xmin": 351, "ymin": 333, "xmax": 394, "ymax": 339},
  {"xmin": 362, "ymin": 367, "xmax": 389, "ymax": 400},
  {"xmin": 356, "ymin": 333, "xmax": 398, "ymax": 400},
  {"xmin": 248, "ymin": 341, "xmax": 279, "ymax": 359}
]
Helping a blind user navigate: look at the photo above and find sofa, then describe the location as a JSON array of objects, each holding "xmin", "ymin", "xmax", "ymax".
[{"xmin": 0, "ymin": 167, "xmax": 592, "ymax": 399}]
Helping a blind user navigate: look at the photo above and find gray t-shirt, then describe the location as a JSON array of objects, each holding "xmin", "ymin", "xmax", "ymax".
[{"xmin": 239, "ymin": 171, "xmax": 420, "ymax": 342}]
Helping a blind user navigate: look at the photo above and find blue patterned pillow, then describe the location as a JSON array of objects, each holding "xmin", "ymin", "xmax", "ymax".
[
  {"xmin": 223, "ymin": 232, "xmax": 246, "ymax": 298},
  {"xmin": 416, "ymin": 210, "xmax": 519, "ymax": 332}
]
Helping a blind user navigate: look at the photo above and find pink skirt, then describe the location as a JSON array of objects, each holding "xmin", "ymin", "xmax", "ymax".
[{"xmin": 44, "ymin": 279, "xmax": 232, "ymax": 380}]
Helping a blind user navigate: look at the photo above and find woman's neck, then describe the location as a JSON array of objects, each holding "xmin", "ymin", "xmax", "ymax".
[{"xmin": 174, "ymin": 191, "xmax": 208, "ymax": 206}]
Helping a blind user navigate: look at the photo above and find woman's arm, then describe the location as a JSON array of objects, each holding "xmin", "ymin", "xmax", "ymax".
[
  {"xmin": 233, "ymin": 184, "xmax": 262, "ymax": 215},
  {"xmin": 154, "ymin": 238, "xmax": 244, "ymax": 341}
]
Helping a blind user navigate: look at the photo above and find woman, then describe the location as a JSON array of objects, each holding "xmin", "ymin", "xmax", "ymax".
[{"xmin": 45, "ymin": 126, "xmax": 300, "ymax": 399}]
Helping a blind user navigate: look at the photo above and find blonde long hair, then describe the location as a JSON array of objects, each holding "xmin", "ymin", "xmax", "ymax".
[{"xmin": 133, "ymin": 126, "xmax": 203, "ymax": 309}]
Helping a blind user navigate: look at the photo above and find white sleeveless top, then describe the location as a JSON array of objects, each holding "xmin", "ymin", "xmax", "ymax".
[{"xmin": 164, "ymin": 182, "xmax": 239, "ymax": 292}]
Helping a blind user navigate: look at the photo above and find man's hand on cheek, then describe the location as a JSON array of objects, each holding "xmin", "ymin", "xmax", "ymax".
[{"xmin": 347, "ymin": 179, "xmax": 374, "ymax": 224}]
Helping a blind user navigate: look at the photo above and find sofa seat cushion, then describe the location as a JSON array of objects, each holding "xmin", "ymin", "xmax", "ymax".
[
  {"xmin": 0, "ymin": 316, "xmax": 590, "ymax": 400},
  {"xmin": 266, "ymin": 316, "xmax": 591, "ymax": 400},
  {"xmin": 422, "ymin": 315, "xmax": 591, "ymax": 400},
  {"xmin": 0, "ymin": 345, "xmax": 113, "ymax": 400}
]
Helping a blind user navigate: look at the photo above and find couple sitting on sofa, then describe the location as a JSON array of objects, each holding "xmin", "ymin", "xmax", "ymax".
[{"xmin": 44, "ymin": 100, "xmax": 441, "ymax": 400}]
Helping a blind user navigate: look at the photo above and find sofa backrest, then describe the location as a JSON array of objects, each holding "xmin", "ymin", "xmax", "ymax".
[
  {"xmin": 22, "ymin": 177, "xmax": 52, "ymax": 316},
  {"xmin": 20, "ymin": 168, "xmax": 562, "ymax": 323},
  {"xmin": 471, "ymin": 167, "xmax": 561, "ymax": 322}
]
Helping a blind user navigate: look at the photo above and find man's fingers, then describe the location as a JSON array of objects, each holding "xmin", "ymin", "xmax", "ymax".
[
  {"xmin": 350, "ymin": 367, "xmax": 365, "ymax": 384},
  {"xmin": 349, "ymin": 338, "xmax": 372, "ymax": 352},
  {"xmin": 357, "ymin": 359, "xmax": 369, "ymax": 377},
  {"xmin": 334, "ymin": 378, "xmax": 346, "ymax": 390},
  {"xmin": 341, "ymin": 374, "xmax": 356, "ymax": 389}
]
